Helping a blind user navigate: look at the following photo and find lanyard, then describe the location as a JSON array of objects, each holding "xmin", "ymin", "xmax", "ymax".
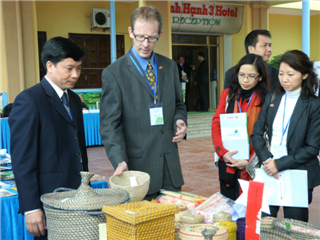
[
  {"xmin": 238, "ymin": 92, "xmax": 254, "ymax": 113},
  {"xmin": 281, "ymin": 93, "xmax": 293, "ymax": 145},
  {"xmin": 129, "ymin": 49, "xmax": 158, "ymax": 103}
]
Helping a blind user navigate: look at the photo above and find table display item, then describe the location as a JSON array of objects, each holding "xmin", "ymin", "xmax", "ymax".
[
  {"xmin": 157, "ymin": 195, "xmax": 198, "ymax": 210},
  {"xmin": 40, "ymin": 171, "xmax": 129, "ymax": 240},
  {"xmin": 261, "ymin": 217, "xmax": 276, "ymax": 229},
  {"xmin": 212, "ymin": 211, "xmax": 232, "ymax": 222},
  {"xmin": 213, "ymin": 221, "xmax": 237, "ymax": 240},
  {"xmin": 179, "ymin": 224, "xmax": 228, "ymax": 240},
  {"xmin": 161, "ymin": 190, "xmax": 207, "ymax": 205},
  {"xmin": 273, "ymin": 218, "xmax": 320, "ymax": 239},
  {"xmin": 236, "ymin": 218, "xmax": 245, "ymax": 240},
  {"xmin": 102, "ymin": 200, "xmax": 178, "ymax": 240},
  {"xmin": 175, "ymin": 204, "xmax": 205, "ymax": 231},
  {"xmin": 194, "ymin": 193, "xmax": 235, "ymax": 223},
  {"xmin": 260, "ymin": 228, "xmax": 293, "ymax": 240},
  {"xmin": 109, "ymin": 170, "xmax": 150, "ymax": 202}
]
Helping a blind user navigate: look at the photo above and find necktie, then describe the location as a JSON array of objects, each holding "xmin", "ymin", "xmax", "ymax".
[
  {"xmin": 61, "ymin": 92, "xmax": 69, "ymax": 107},
  {"xmin": 61, "ymin": 92, "xmax": 72, "ymax": 119},
  {"xmin": 146, "ymin": 61, "xmax": 158, "ymax": 100}
]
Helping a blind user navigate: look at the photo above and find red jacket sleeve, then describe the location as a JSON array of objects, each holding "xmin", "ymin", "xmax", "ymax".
[{"xmin": 212, "ymin": 89, "xmax": 230, "ymax": 160}]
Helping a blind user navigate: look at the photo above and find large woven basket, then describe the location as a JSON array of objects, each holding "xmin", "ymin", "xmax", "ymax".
[
  {"xmin": 41, "ymin": 172, "xmax": 129, "ymax": 240},
  {"xmin": 109, "ymin": 171, "xmax": 150, "ymax": 202},
  {"xmin": 179, "ymin": 224, "xmax": 228, "ymax": 240},
  {"xmin": 102, "ymin": 201, "xmax": 178, "ymax": 240},
  {"xmin": 260, "ymin": 228, "xmax": 293, "ymax": 240},
  {"xmin": 273, "ymin": 218, "xmax": 320, "ymax": 239}
]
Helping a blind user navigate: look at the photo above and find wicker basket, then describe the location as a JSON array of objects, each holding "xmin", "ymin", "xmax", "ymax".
[
  {"xmin": 102, "ymin": 201, "xmax": 178, "ymax": 240},
  {"xmin": 213, "ymin": 221, "xmax": 237, "ymax": 240},
  {"xmin": 236, "ymin": 218, "xmax": 245, "ymax": 240},
  {"xmin": 179, "ymin": 224, "xmax": 228, "ymax": 240},
  {"xmin": 273, "ymin": 218, "xmax": 320, "ymax": 239},
  {"xmin": 260, "ymin": 228, "xmax": 293, "ymax": 240},
  {"xmin": 41, "ymin": 172, "xmax": 129, "ymax": 240},
  {"xmin": 109, "ymin": 171, "xmax": 150, "ymax": 202},
  {"xmin": 261, "ymin": 217, "xmax": 276, "ymax": 229}
]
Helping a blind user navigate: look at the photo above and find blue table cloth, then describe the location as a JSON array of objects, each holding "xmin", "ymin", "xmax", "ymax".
[
  {"xmin": 82, "ymin": 112, "xmax": 102, "ymax": 146},
  {"xmin": 0, "ymin": 118, "xmax": 10, "ymax": 154},
  {"xmin": 0, "ymin": 112, "xmax": 102, "ymax": 152},
  {"xmin": 1, "ymin": 181, "xmax": 108, "ymax": 240}
]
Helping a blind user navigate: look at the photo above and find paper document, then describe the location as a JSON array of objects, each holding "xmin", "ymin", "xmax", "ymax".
[
  {"xmin": 220, "ymin": 113, "xmax": 249, "ymax": 159},
  {"xmin": 254, "ymin": 168, "xmax": 308, "ymax": 207}
]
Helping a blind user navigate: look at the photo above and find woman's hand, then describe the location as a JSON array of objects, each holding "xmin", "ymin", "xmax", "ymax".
[
  {"xmin": 226, "ymin": 160, "xmax": 248, "ymax": 170},
  {"xmin": 263, "ymin": 159, "xmax": 278, "ymax": 176},
  {"xmin": 222, "ymin": 150, "xmax": 238, "ymax": 164}
]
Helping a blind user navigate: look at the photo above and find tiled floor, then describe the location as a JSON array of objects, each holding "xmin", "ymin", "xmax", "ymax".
[{"xmin": 87, "ymin": 136, "xmax": 320, "ymax": 226}]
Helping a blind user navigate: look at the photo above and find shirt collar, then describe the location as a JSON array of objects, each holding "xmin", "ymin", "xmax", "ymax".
[
  {"xmin": 131, "ymin": 47, "xmax": 155, "ymax": 72},
  {"xmin": 45, "ymin": 76, "xmax": 68, "ymax": 99}
]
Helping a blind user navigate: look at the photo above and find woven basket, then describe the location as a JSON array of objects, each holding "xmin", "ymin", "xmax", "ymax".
[
  {"xmin": 213, "ymin": 221, "xmax": 237, "ymax": 240},
  {"xmin": 260, "ymin": 228, "xmax": 293, "ymax": 240},
  {"xmin": 236, "ymin": 218, "xmax": 245, "ymax": 240},
  {"xmin": 273, "ymin": 218, "xmax": 320, "ymax": 239},
  {"xmin": 212, "ymin": 211, "xmax": 232, "ymax": 222},
  {"xmin": 179, "ymin": 224, "xmax": 228, "ymax": 240},
  {"xmin": 261, "ymin": 217, "xmax": 276, "ymax": 229},
  {"xmin": 41, "ymin": 172, "xmax": 129, "ymax": 240},
  {"xmin": 109, "ymin": 171, "xmax": 150, "ymax": 202},
  {"xmin": 102, "ymin": 201, "xmax": 178, "ymax": 240}
]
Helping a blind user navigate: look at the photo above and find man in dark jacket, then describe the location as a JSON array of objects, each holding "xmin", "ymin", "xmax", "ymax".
[
  {"xmin": 224, "ymin": 29, "xmax": 279, "ymax": 90},
  {"xmin": 177, "ymin": 55, "xmax": 191, "ymax": 111}
]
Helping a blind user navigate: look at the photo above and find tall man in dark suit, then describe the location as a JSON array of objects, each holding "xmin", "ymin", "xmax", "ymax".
[
  {"xmin": 224, "ymin": 29, "xmax": 279, "ymax": 90},
  {"xmin": 100, "ymin": 6, "xmax": 187, "ymax": 201},
  {"xmin": 9, "ymin": 37, "xmax": 88, "ymax": 239},
  {"xmin": 177, "ymin": 55, "xmax": 191, "ymax": 111},
  {"xmin": 192, "ymin": 52, "xmax": 209, "ymax": 112}
]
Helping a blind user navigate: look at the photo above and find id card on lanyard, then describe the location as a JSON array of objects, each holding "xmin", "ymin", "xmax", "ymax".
[{"xmin": 129, "ymin": 49, "xmax": 164, "ymax": 126}]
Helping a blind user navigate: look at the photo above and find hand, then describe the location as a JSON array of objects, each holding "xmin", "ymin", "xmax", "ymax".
[
  {"xmin": 172, "ymin": 120, "xmax": 187, "ymax": 143},
  {"xmin": 194, "ymin": 81, "xmax": 197, "ymax": 86},
  {"xmin": 263, "ymin": 159, "xmax": 278, "ymax": 176},
  {"xmin": 182, "ymin": 76, "xmax": 188, "ymax": 82},
  {"xmin": 226, "ymin": 159, "xmax": 248, "ymax": 170},
  {"xmin": 191, "ymin": 65, "xmax": 195, "ymax": 70},
  {"xmin": 114, "ymin": 161, "xmax": 128, "ymax": 175},
  {"xmin": 222, "ymin": 150, "xmax": 238, "ymax": 165},
  {"xmin": 25, "ymin": 210, "xmax": 47, "ymax": 237}
]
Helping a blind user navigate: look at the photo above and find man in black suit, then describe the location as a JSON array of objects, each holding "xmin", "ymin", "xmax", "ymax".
[
  {"xmin": 224, "ymin": 29, "xmax": 279, "ymax": 90},
  {"xmin": 177, "ymin": 55, "xmax": 191, "ymax": 111},
  {"xmin": 9, "ymin": 37, "xmax": 88, "ymax": 239},
  {"xmin": 192, "ymin": 52, "xmax": 209, "ymax": 112}
]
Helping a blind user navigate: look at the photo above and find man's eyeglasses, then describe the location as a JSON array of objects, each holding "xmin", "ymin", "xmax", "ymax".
[
  {"xmin": 238, "ymin": 73, "xmax": 260, "ymax": 81},
  {"xmin": 133, "ymin": 32, "xmax": 159, "ymax": 43}
]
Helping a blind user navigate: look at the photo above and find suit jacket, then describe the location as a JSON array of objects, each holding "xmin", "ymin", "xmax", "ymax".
[
  {"xmin": 177, "ymin": 63, "xmax": 191, "ymax": 83},
  {"xmin": 100, "ymin": 52, "xmax": 187, "ymax": 195},
  {"xmin": 194, "ymin": 60, "xmax": 208, "ymax": 85},
  {"xmin": 251, "ymin": 91, "xmax": 320, "ymax": 189},
  {"xmin": 9, "ymin": 79, "xmax": 88, "ymax": 214},
  {"xmin": 224, "ymin": 63, "xmax": 279, "ymax": 90}
]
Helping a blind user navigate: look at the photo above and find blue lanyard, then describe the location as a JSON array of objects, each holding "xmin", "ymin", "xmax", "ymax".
[
  {"xmin": 281, "ymin": 93, "xmax": 292, "ymax": 145},
  {"xmin": 129, "ymin": 49, "xmax": 158, "ymax": 103},
  {"xmin": 238, "ymin": 92, "xmax": 254, "ymax": 113}
]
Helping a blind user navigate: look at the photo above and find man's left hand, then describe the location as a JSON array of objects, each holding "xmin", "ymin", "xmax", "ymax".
[
  {"xmin": 263, "ymin": 159, "xmax": 278, "ymax": 176},
  {"xmin": 172, "ymin": 120, "xmax": 187, "ymax": 143}
]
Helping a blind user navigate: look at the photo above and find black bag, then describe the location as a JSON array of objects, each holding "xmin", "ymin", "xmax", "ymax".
[{"xmin": 2, "ymin": 103, "xmax": 13, "ymax": 118}]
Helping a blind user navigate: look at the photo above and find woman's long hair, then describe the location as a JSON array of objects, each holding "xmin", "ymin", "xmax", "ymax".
[
  {"xmin": 277, "ymin": 50, "xmax": 318, "ymax": 98},
  {"xmin": 228, "ymin": 54, "xmax": 271, "ymax": 106}
]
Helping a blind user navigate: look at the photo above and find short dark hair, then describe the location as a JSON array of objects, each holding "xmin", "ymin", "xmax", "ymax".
[
  {"xmin": 41, "ymin": 37, "xmax": 85, "ymax": 71},
  {"xmin": 131, "ymin": 6, "xmax": 163, "ymax": 35},
  {"xmin": 244, "ymin": 30, "xmax": 271, "ymax": 55},
  {"xmin": 277, "ymin": 50, "xmax": 318, "ymax": 98},
  {"xmin": 177, "ymin": 55, "xmax": 184, "ymax": 60},
  {"xmin": 197, "ymin": 52, "xmax": 205, "ymax": 58},
  {"xmin": 228, "ymin": 54, "xmax": 271, "ymax": 106}
]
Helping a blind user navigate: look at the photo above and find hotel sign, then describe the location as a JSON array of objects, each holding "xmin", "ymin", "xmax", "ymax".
[{"xmin": 171, "ymin": 1, "xmax": 244, "ymax": 34}]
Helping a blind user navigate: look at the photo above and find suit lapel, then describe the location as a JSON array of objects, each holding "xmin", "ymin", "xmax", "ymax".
[
  {"xmin": 127, "ymin": 53, "xmax": 154, "ymax": 99},
  {"xmin": 41, "ymin": 79, "xmax": 75, "ymax": 127},
  {"xmin": 267, "ymin": 93, "xmax": 282, "ymax": 141},
  {"xmin": 287, "ymin": 96, "xmax": 308, "ymax": 143},
  {"xmin": 156, "ymin": 54, "xmax": 164, "ymax": 102}
]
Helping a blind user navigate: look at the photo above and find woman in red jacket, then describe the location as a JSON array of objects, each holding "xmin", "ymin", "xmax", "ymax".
[{"xmin": 212, "ymin": 54, "xmax": 271, "ymax": 200}]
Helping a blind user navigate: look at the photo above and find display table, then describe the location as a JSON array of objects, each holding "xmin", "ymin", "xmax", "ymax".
[
  {"xmin": 0, "ymin": 112, "xmax": 102, "ymax": 152},
  {"xmin": 0, "ymin": 118, "xmax": 10, "ymax": 154},
  {"xmin": 82, "ymin": 112, "xmax": 102, "ymax": 146},
  {"xmin": 1, "ymin": 181, "xmax": 108, "ymax": 240}
]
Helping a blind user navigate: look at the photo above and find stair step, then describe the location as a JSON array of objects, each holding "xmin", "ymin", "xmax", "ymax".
[
  {"xmin": 187, "ymin": 121, "xmax": 211, "ymax": 129},
  {"xmin": 187, "ymin": 127, "xmax": 211, "ymax": 135}
]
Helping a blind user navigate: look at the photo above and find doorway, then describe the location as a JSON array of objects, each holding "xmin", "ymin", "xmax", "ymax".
[{"xmin": 172, "ymin": 34, "xmax": 219, "ymax": 111}]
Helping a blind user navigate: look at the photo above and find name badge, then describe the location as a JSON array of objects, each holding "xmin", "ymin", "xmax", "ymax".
[
  {"xmin": 272, "ymin": 144, "xmax": 288, "ymax": 159},
  {"xmin": 149, "ymin": 102, "xmax": 164, "ymax": 126}
]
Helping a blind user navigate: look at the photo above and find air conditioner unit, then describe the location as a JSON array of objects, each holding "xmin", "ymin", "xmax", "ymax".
[{"xmin": 90, "ymin": 8, "xmax": 110, "ymax": 31}]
